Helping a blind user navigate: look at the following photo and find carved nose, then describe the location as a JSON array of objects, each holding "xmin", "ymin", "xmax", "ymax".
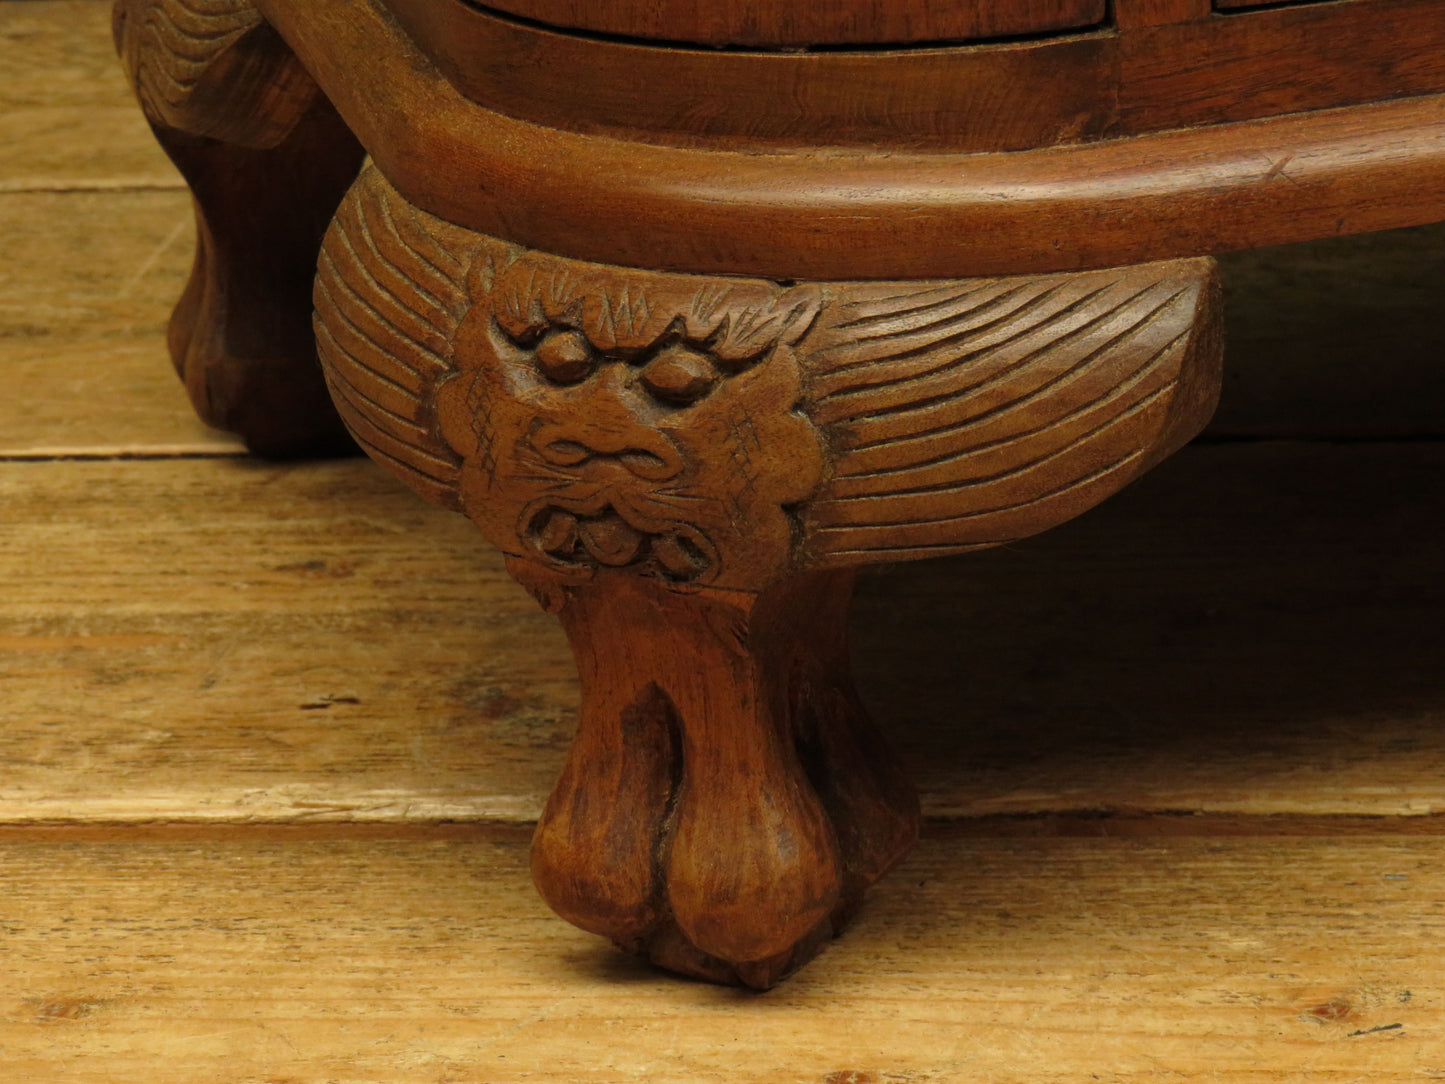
[{"xmin": 533, "ymin": 422, "xmax": 682, "ymax": 482}]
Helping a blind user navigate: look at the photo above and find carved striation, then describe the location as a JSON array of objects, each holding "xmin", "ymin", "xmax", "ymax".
[
  {"xmin": 126, "ymin": 0, "xmax": 260, "ymax": 110},
  {"xmin": 120, "ymin": 0, "xmax": 1227, "ymax": 990},
  {"xmin": 314, "ymin": 169, "xmax": 482, "ymax": 508},
  {"xmin": 114, "ymin": 0, "xmax": 318, "ymax": 148},
  {"xmin": 318, "ymin": 168, "xmax": 1221, "ymax": 580},
  {"xmin": 803, "ymin": 264, "xmax": 1221, "ymax": 563}
]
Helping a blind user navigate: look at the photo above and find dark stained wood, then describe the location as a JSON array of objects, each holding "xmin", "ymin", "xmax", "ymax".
[
  {"xmin": 470, "ymin": 0, "xmax": 1106, "ymax": 47},
  {"xmin": 144, "ymin": 111, "xmax": 362, "ymax": 457},
  {"xmin": 1114, "ymin": 0, "xmax": 1211, "ymax": 27},
  {"xmin": 387, "ymin": 0, "xmax": 1116, "ymax": 153},
  {"xmin": 1118, "ymin": 0, "xmax": 1445, "ymax": 134},
  {"xmin": 109, "ymin": 0, "xmax": 1445, "ymax": 992},
  {"xmin": 253, "ymin": 0, "xmax": 1445, "ymax": 280},
  {"xmin": 387, "ymin": 0, "xmax": 1445, "ymax": 155},
  {"xmin": 315, "ymin": 167, "xmax": 1223, "ymax": 579},
  {"xmin": 527, "ymin": 567, "xmax": 918, "ymax": 988}
]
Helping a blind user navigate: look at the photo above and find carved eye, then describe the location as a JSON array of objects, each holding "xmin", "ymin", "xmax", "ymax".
[
  {"xmin": 640, "ymin": 345, "xmax": 718, "ymax": 405},
  {"xmin": 534, "ymin": 329, "xmax": 596, "ymax": 385}
]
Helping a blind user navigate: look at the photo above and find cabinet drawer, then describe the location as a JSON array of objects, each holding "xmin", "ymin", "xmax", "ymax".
[
  {"xmin": 477, "ymin": 0, "xmax": 1108, "ymax": 47},
  {"xmin": 1215, "ymin": 0, "xmax": 1339, "ymax": 8}
]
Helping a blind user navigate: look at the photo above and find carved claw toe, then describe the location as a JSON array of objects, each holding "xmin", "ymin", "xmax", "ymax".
[{"xmin": 528, "ymin": 568, "xmax": 918, "ymax": 988}]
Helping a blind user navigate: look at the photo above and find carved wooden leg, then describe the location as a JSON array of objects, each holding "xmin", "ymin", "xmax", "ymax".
[
  {"xmin": 114, "ymin": 0, "xmax": 363, "ymax": 456},
  {"xmin": 310, "ymin": 166, "xmax": 1224, "ymax": 986},
  {"xmin": 518, "ymin": 565, "xmax": 917, "ymax": 988}
]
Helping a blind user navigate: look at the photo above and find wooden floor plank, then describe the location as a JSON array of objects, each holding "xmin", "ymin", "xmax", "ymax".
[
  {"xmin": 1, "ymin": 2, "xmax": 1442, "ymax": 1071},
  {"xmin": 1, "ymin": 833, "xmax": 1441, "ymax": 1081},
  {"xmin": 5, "ymin": 0, "xmax": 1445, "ymax": 460},
  {"xmin": 0, "ymin": 1, "xmax": 231, "ymax": 457},
  {"xmin": 0, "ymin": 0, "xmax": 183, "ymax": 192},
  {"xmin": 0, "ymin": 190, "xmax": 241, "ymax": 456},
  {"xmin": 2, "ymin": 443, "xmax": 1441, "ymax": 824},
  {"xmin": 0, "ymin": 458, "xmax": 568, "ymax": 823},
  {"xmin": 859, "ymin": 439, "xmax": 1445, "ymax": 819}
]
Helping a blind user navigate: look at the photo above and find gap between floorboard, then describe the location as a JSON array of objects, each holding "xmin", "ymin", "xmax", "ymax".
[
  {"xmin": 0, "ymin": 446, "xmax": 250, "ymax": 461},
  {"xmin": 2, "ymin": 811, "xmax": 1444, "ymax": 844}
]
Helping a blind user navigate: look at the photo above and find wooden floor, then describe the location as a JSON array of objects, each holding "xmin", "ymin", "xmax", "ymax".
[{"xmin": 4, "ymin": 3, "xmax": 1445, "ymax": 1080}]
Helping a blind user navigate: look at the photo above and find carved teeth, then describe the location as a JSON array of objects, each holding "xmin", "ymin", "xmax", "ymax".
[
  {"xmin": 531, "ymin": 506, "xmax": 712, "ymax": 580},
  {"xmin": 536, "ymin": 509, "xmax": 580, "ymax": 555},
  {"xmin": 652, "ymin": 531, "xmax": 709, "ymax": 579},
  {"xmin": 578, "ymin": 512, "xmax": 645, "ymax": 566}
]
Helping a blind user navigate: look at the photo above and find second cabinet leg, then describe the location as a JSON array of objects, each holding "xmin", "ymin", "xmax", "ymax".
[{"xmin": 114, "ymin": 0, "xmax": 364, "ymax": 455}]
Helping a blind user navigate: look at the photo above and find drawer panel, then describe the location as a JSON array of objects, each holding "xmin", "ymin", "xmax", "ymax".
[
  {"xmin": 1215, "ymin": 0, "xmax": 1339, "ymax": 8},
  {"xmin": 473, "ymin": 0, "xmax": 1108, "ymax": 48},
  {"xmin": 1120, "ymin": 0, "xmax": 1445, "ymax": 132}
]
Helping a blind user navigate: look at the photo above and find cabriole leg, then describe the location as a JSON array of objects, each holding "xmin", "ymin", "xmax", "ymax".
[
  {"xmin": 114, "ymin": 0, "xmax": 362, "ymax": 455},
  {"xmin": 518, "ymin": 564, "xmax": 918, "ymax": 988},
  {"xmin": 310, "ymin": 166, "xmax": 1224, "ymax": 986}
]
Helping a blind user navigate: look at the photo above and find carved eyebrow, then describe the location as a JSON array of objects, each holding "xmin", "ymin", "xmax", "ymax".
[{"xmin": 492, "ymin": 268, "xmax": 807, "ymax": 362}]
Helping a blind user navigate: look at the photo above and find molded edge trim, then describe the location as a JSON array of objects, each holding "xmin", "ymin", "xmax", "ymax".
[{"xmin": 256, "ymin": 0, "xmax": 1445, "ymax": 279}]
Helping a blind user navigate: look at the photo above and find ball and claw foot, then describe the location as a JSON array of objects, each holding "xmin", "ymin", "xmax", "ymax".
[{"xmin": 519, "ymin": 564, "xmax": 919, "ymax": 988}]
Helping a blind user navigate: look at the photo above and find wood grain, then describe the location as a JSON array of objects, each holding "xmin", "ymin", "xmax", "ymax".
[
  {"xmin": 6, "ymin": 0, "xmax": 1445, "ymax": 1060},
  {"xmin": 1, "ymin": 834, "xmax": 1442, "ymax": 1081},
  {"xmin": 5, "ymin": 4, "xmax": 1444, "ymax": 444},
  {"xmin": 389, "ymin": 0, "xmax": 1117, "ymax": 153},
  {"xmin": 307, "ymin": 163, "xmax": 1222, "ymax": 977},
  {"xmin": 113, "ymin": 0, "xmax": 364, "ymax": 457},
  {"xmin": 315, "ymin": 168, "xmax": 1222, "ymax": 583},
  {"xmin": 0, "ymin": 457, "xmax": 568, "ymax": 824},
  {"xmin": 1114, "ymin": 0, "xmax": 1211, "ymax": 28},
  {"xmin": 1, "ymin": 443, "xmax": 1441, "ymax": 826},
  {"xmin": 0, "ymin": 1, "xmax": 239, "ymax": 457},
  {"xmin": 2, "ymin": 5, "xmax": 1441, "ymax": 833},
  {"xmin": 0, "ymin": 190, "xmax": 242, "ymax": 456},
  {"xmin": 0, "ymin": 0, "xmax": 183, "ymax": 191},
  {"xmin": 1118, "ymin": 0, "xmax": 1445, "ymax": 134},
  {"xmin": 858, "ymin": 440, "xmax": 1445, "ymax": 820}
]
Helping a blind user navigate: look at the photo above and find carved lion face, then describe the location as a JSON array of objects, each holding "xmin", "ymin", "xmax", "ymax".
[{"xmin": 435, "ymin": 254, "xmax": 826, "ymax": 589}]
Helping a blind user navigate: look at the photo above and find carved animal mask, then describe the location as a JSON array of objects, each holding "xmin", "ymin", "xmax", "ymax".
[{"xmin": 436, "ymin": 255, "xmax": 826, "ymax": 588}]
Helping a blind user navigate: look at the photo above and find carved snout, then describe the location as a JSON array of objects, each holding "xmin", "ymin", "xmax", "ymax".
[{"xmin": 531, "ymin": 421, "xmax": 683, "ymax": 482}]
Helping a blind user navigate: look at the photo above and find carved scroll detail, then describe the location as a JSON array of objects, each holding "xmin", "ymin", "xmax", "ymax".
[{"xmin": 114, "ymin": 0, "xmax": 318, "ymax": 147}]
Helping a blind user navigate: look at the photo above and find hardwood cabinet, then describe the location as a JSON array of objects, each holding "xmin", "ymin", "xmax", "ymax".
[{"xmin": 113, "ymin": 0, "xmax": 1445, "ymax": 987}]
